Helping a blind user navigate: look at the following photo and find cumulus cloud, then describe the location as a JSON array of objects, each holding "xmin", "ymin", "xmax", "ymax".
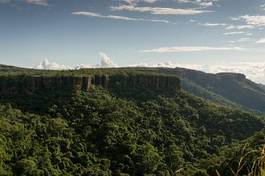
[
  {"xmin": 141, "ymin": 46, "xmax": 244, "ymax": 53},
  {"xmin": 98, "ymin": 52, "xmax": 118, "ymax": 68},
  {"xmin": 35, "ymin": 53, "xmax": 118, "ymax": 70},
  {"xmin": 75, "ymin": 53, "xmax": 118, "ymax": 68},
  {"xmin": 111, "ymin": 5, "xmax": 212, "ymax": 15},
  {"xmin": 72, "ymin": 11, "xmax": 170, "ymax": 24},
  {"xmin": 34, "ymin": 59, "xmax": 69, "ymax": 70}
]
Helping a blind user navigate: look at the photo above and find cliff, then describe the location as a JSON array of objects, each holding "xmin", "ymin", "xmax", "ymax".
[{"xmin": 0, "ymin": 73, "xmax": 181, "ymax": 99}]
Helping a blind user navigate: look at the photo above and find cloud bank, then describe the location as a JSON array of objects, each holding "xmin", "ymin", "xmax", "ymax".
[
  {"xmin": 35, "ymin": 59, "xmax": 69, "ymax": 70},
  {"xmin": 34, "ymin": 52, "xmax": 265, "ymax": 84},
  {"xmin": 35, "ymin": 53, "xmax": 118, "ymax": 70}
]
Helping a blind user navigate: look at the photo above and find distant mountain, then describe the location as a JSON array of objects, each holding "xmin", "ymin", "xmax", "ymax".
[{"xmin": 160, "ymin": 67, "xmax": 265, "ymax": 113}]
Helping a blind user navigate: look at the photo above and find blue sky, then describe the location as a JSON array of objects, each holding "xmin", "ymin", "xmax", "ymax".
[{"xmin": 1, "ymin": 0, "xmax": 265, "ymax": 82}]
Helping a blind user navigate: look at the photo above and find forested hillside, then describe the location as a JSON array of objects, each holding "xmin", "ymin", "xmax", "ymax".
[
  {"xmin": 0, "ymin": 66, "xmax": 264, "ymax": 176},
  {"xmin": 0, "ymin": 66, "xmax": 264, "ymax": 175},
  {"xmin": 160, "ymin": 67, "xmax": 265, "ymax": 113},
  {"xmin": 0, "ymin": 88, "xmax": 264, "ymax": 176}
]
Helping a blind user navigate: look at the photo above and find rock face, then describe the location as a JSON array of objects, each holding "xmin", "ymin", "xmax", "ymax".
[
  {"xmin": 0, "ymin": 76, "xmax": 84, "ymax": 96},
  {"xmin": 0, "ymin": 74, "xmax": 181, "ymax": 98}
]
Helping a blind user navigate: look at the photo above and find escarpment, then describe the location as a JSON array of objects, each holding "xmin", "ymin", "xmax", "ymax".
[{"xmin": 0, "ymin": 73, "xmax": 181, "ymax": 100}]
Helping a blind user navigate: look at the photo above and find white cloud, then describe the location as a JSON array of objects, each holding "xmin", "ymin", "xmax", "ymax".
[
  {"xmin": 122, "ymin": 0, "xmax": 219, "ymax": 7},
  {"xmin": 199, "ymin": 22, "xmax": 227, "ymax": 27},
  {"xmin": 72, "ymin": 11, "xmax": 170, "ymax": 24},
  {"xmin": 35, "ymin": 53, "xmax": 118, "ymax": 70},
  {"xmin": 121, "ymin": 0, "xmax": 157, "ymax": 4},
  {"xmin": 75, "ymin": 53, "xmax": 118, "ymax": 68},
  {"xmin": 197, "ymin": 22, "xmax": 255, "ymax": 30},
  {"xmin": 34, "ymin": 59, "xmax": 69, "ymax": 70},
  {"xmin": 228, "ymin": 38, "xmax": 252, "ymax": 44},
  {"xmin": 225, "ymin": 25, "xmax": 255, "ymax": 30},
  {"xmin": 141, "ymin": 46, "xmax": 244, "ymax": 53},
  {"xmin": 237, "ymin": 37, "xmax": 252, "ymax": 42},
  {"xmin": 98, "ymin": 52, "xmax": 118, "ymax": 68},
  {"xmin": 224, "ymin": 31, "xmax": 252, "ymax": 35},
  {"xmin": 111, "ymin": 5, "xmax": 212, "ymax": 15},
  {"xmin": 176, "ymin": 0, "xmax": 219, "ymax": 7},
  {"xmin": 0, "ymin": 0, "xmax": 48, "ymax": 5},
  {"xmin": 25, "ymin": 0, "xmax": 48, "ymax": 6},
  {"xmin": 143, "ymin": 0, "xmax": 157, "ymax": 3},
  {"xmin": 75, "ymin": 64, "xmax": 92, "ymax": 70},
  {"xmin": 256, "ymin": 38, "xmax": 265, "ymax": 44},
  {"xmin": 236, "ymin": 15, "xmax": 265, "ymax": 27}
]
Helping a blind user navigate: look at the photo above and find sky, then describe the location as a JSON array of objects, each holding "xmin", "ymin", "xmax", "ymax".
[{"xmin": 1, "ymin": 0, "xmax": 265, "ymax": 83}]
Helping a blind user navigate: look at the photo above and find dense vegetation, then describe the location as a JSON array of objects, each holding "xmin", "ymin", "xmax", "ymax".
[
  {"xmin": 0, "ymin": 65, "xmax": 264, "ymax": 175},
  {"xmin": 0, "ymin": 87, "xmax": 264, "ymax": 175}
]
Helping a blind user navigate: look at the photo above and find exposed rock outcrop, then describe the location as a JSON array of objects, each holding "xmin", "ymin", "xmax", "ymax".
[{"xmin": 0, "ymin": 74, "xmax": 180, "ymax": 98}]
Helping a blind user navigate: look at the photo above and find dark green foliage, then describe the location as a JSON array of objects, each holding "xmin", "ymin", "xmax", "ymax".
[
  {"xmin": 205, "ymin": 130, "xmax": 265, "ymax": 176},
  {"xmin": 0, "ymin": 66, "xmax": 264, "ymax": 175},
  {"xmin": 0, "ymin": 87, "xmax": 263, "ymax": 175}
]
